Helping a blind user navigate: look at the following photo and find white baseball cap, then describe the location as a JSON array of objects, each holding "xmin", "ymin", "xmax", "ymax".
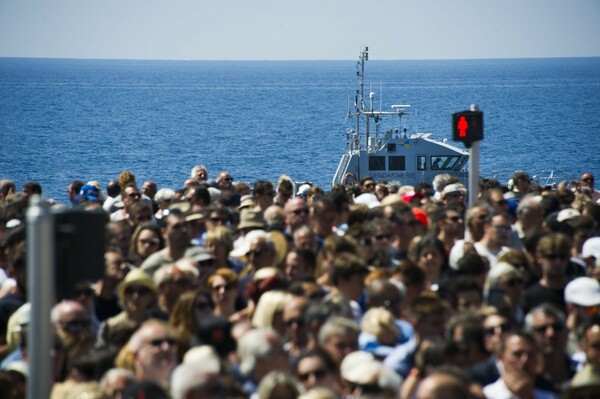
[{"xmin": 565, "ymin": 277, "xmax": 600, "ymax": 307}]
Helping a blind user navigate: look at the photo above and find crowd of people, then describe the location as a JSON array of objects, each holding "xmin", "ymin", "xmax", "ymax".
[{"xmin": 0, "ymin": 167, "xmax": 599, "ymax": 399}]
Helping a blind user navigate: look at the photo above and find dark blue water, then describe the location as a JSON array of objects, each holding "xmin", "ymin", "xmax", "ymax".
[{"xmin": 1, "ymin": 57, "xmax": 599, "ymax": 202}]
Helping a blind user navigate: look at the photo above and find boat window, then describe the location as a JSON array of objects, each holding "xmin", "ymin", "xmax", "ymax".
[
  {"xmin": 389, "ymin": 156, "xmax": 405, "ymax": 171},
  {"xmin": 369, "ymin": 156, "xmax": 386, "ymax": 171},
  {"xmin": 430, "ymin": 156, "xmax": 461, "ymax": 171},
  {"xmin": 387, "ymin": 143, "xmax": 396, "ymax": 152},
  {"xmin": 417, "ymin": 156, "xmax": 427, "ymax": 171}
]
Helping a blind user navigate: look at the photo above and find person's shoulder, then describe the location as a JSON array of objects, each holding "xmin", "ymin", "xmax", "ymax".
[
  {"xmin": 0, "ymin": 294, "xmax": 25, "ymax": 310},
  {"xmin": 140, "ymin": 252, "xmax": 169, "ymax": 276},
  {"xmin": 483, "ymin": 378, "xmax": 509, "ymax": 398}
]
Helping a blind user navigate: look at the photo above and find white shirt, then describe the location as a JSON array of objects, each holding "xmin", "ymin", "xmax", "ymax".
[{"xmin": 483, "ymin": 378, "xmax": 557, "ymax": 399}]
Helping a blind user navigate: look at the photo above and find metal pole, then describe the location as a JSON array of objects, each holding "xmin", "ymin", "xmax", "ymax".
[
  {"xmin": 469, "ymin": 141, "xmax": 480, "ymax": 207},
  {"xmin": 26, "ymin": 196, "xmax": 54, "ymax": 399}
]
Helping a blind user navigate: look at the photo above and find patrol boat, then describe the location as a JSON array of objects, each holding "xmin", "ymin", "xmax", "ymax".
[{"xmin": 332, "ymin": 47, "xmax": 469, "ymax": 188}]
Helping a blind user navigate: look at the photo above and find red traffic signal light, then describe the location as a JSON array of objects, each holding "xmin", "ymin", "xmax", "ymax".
[{"xmin": 452, "ymin": 111, "xmax": 483, "ymax": 148}]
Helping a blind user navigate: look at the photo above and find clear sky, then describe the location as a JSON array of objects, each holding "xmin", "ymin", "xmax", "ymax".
[{"xmin": 1, "ymin": 0, "xmax": 599, "ymax": 60}]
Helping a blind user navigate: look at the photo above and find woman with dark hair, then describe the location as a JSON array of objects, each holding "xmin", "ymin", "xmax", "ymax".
[
  {"xmin": 169, "ymin": 289, "xmax": 214, "ymax": 347},
  {"xmin": 128, "ymin": 223, "xmax": 164, "ymax": 266},
  {"xmin": 411, "ymin": 235, "xmax": 449, "ymax": 292}
]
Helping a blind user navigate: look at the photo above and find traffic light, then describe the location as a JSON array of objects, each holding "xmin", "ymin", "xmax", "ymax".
[{"xmin": 452, "ymin": 110, "xmax": 483, "ymax": 148}]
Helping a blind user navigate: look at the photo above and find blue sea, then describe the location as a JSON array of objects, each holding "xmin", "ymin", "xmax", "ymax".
[{"xmin": 1, "ymin": 57, "xmax": 599, "ymax": 202}]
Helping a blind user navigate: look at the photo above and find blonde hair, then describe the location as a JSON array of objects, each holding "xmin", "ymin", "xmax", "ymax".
[
  {"xmin": 205, "ymin": 226, "xmax": 234, "ymax": 253},
  {"xmin": 360, "ymin": 308, "xmax": 399, "ymax": 346},
  {"xmin": 251, "ymin": 290, "xmax": 293, "ymax": 329}
]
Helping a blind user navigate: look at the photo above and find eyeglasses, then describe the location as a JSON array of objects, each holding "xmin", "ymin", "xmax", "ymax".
[
  {"xmin": 124, "ymin": 286, "xmax": 153, "ymax": 296},
  {"xmin": 139, "ymin": 238, "xmax": 159, "ymax": 246},
  {"xmin": 127, "ymin": 192, "xmax": 141, "ymax": 199},
  {"xmin": 284, "ymin": 318, "xmax": 304, "ymax": 328},
  {"xmin": 298, "ymin": 368, "xmax": 328, "ymax": 382},
  {"xmin": 532, "ymin": 322, "xmax": 564, "ymax": 334},
  {"xmin": 148, "ymin": 337, "xmax": 176, "ymax": 347},
  {"xmin": 484, "ymin": 323, "xmax": 512, "ymax": 336},
  {"xmin": 373, "ymin": 234, "xmax": 392, "ymax": 241},
  {"xmin": 292, "ymin": 208, "xmax": 309, "ymax": 216}
]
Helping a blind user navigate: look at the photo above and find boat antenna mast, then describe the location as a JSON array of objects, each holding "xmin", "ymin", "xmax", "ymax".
[{"xmin": 355, "ymin": 46, "xmax": 368, "ymax": 149}]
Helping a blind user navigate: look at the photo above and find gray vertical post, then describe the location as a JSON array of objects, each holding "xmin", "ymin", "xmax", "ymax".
[
  {"xmin": 468, "ymin": 141, "xmax": 480, "ymax": 207},
  {"xmin": 468, "ymin": 104, "xmax": 481, "ymax": 206},
  {"xmin": 26, "ymin": 196, "xmax": 54, "ymax": 399}
]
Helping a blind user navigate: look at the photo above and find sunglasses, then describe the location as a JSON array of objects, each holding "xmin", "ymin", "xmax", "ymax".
[
  {"xmin": 373, "ymin": 234, "xmax": 392, "ymax": 241},
  {"xmin": 579, "ymin": 305, "xmax": 600, "ymax": 316},
  {"xmin": 62, "ymin": 318, "xmax": 91, "ymax": 332},
  {"xmin": 447, "ymin": 216, "xmax": 464, "ymax": 222},
  {"xmin": 195, "ymin": 301, "xmax": 212, "ymax": 310},
  {"xmin": 298, "ymin": 368, "xmax": 328, "ymax": 382},
  {"xmin": 148, "ymin": 337, "xmax": 176, "ymax": 347},
  {"xmin": 364, "ymin": 183, "xmax": 375, "ymax": 188},
  {"xmin": 73, "ymin": 288, "xmax": 95, "ymax": 297},
  {"xmin": 493, "ymin": 225, "xmax": 511, "ymax": 233},
  {"xmin": 127, "ymin": 192, "xmax": 141, "ymax": 199},
  {"xmin": 292, "ymin": 208, "xmax": 309, "ymax": 216},
  {"xmin": 247, "ymin": 249, "xmax": 262, "ymax": 257},
  {"xmin": 139, "ymin": 238, "xmax": 159, "ymax": 246},
  {"xmin": 484, "ymin": 323, "xmax": 512, "ymax": 336},
  {"xmin": 582, "ymin": 178, "xmax": 594, "ymax": 182},
  {"xmin": 170, "ymin": 278, "xmax": 193, "ymax": 287},
  {"xmin": 222, "ymin": 177, "xmax": 233, "ymax": 182},
  {"xmin": 124, "ymin": 286, "xmax": 153, "ymax": 296},
  {"xmin": 532, "ymin": 322, "xmax": 564, "ymax": 334},
  {"xmin": 212, "ymin": 284, "xmax": 234, "ymax": 292},
  {"xmin": 503, "ymin": 278, "xmax": 523, "ymax": 287},
  {"xmin": 284, "ymin": 318, "xmax": 305, "ymax": 328},
  {"xmin": 542, "ymin": 253, "xmax": 568, "ymax": 261},
  {"xmin": 210, "ymin": 217, "xmax": 228, "ymax": 224}
]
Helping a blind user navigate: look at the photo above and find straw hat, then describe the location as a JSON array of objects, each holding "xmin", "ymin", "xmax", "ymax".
[{"xmin": 117, "ymin": 268, "xmax": 157, "ymax": 300}]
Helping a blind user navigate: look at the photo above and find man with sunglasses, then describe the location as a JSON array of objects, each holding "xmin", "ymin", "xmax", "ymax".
[
  {"xmin": 283, "ymin": 197, "xmax": 309, "ymax": 238},
  {"xmin": 474, "ymin": 212, "xmax": 512, "ymax": 268},
  {"xmin": 110, "ymin": 183, "xmax": 142, "ymax": 222},
  {"xmin": 522, "ymin": 233, "xmax": 572, "ymax": 314},
  {"xmin": 51, "ymin": 300, "xmax": 94, "ymax": 372},
  {"xmin": 129, "ymin": 319, "xmax": 178, "ymax": 391},
  {"xmin": 525, "ymin": 304, "xmax": 575, "ymax": 391},
  {"xmin": 577, "ymin": 172, "xmax": 600, "ymax": 204}
]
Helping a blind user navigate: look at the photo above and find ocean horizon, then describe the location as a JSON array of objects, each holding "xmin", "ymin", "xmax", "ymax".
[{"xmin": 1, "ymin": 56, "xmax": 599, "ymax": 202}]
